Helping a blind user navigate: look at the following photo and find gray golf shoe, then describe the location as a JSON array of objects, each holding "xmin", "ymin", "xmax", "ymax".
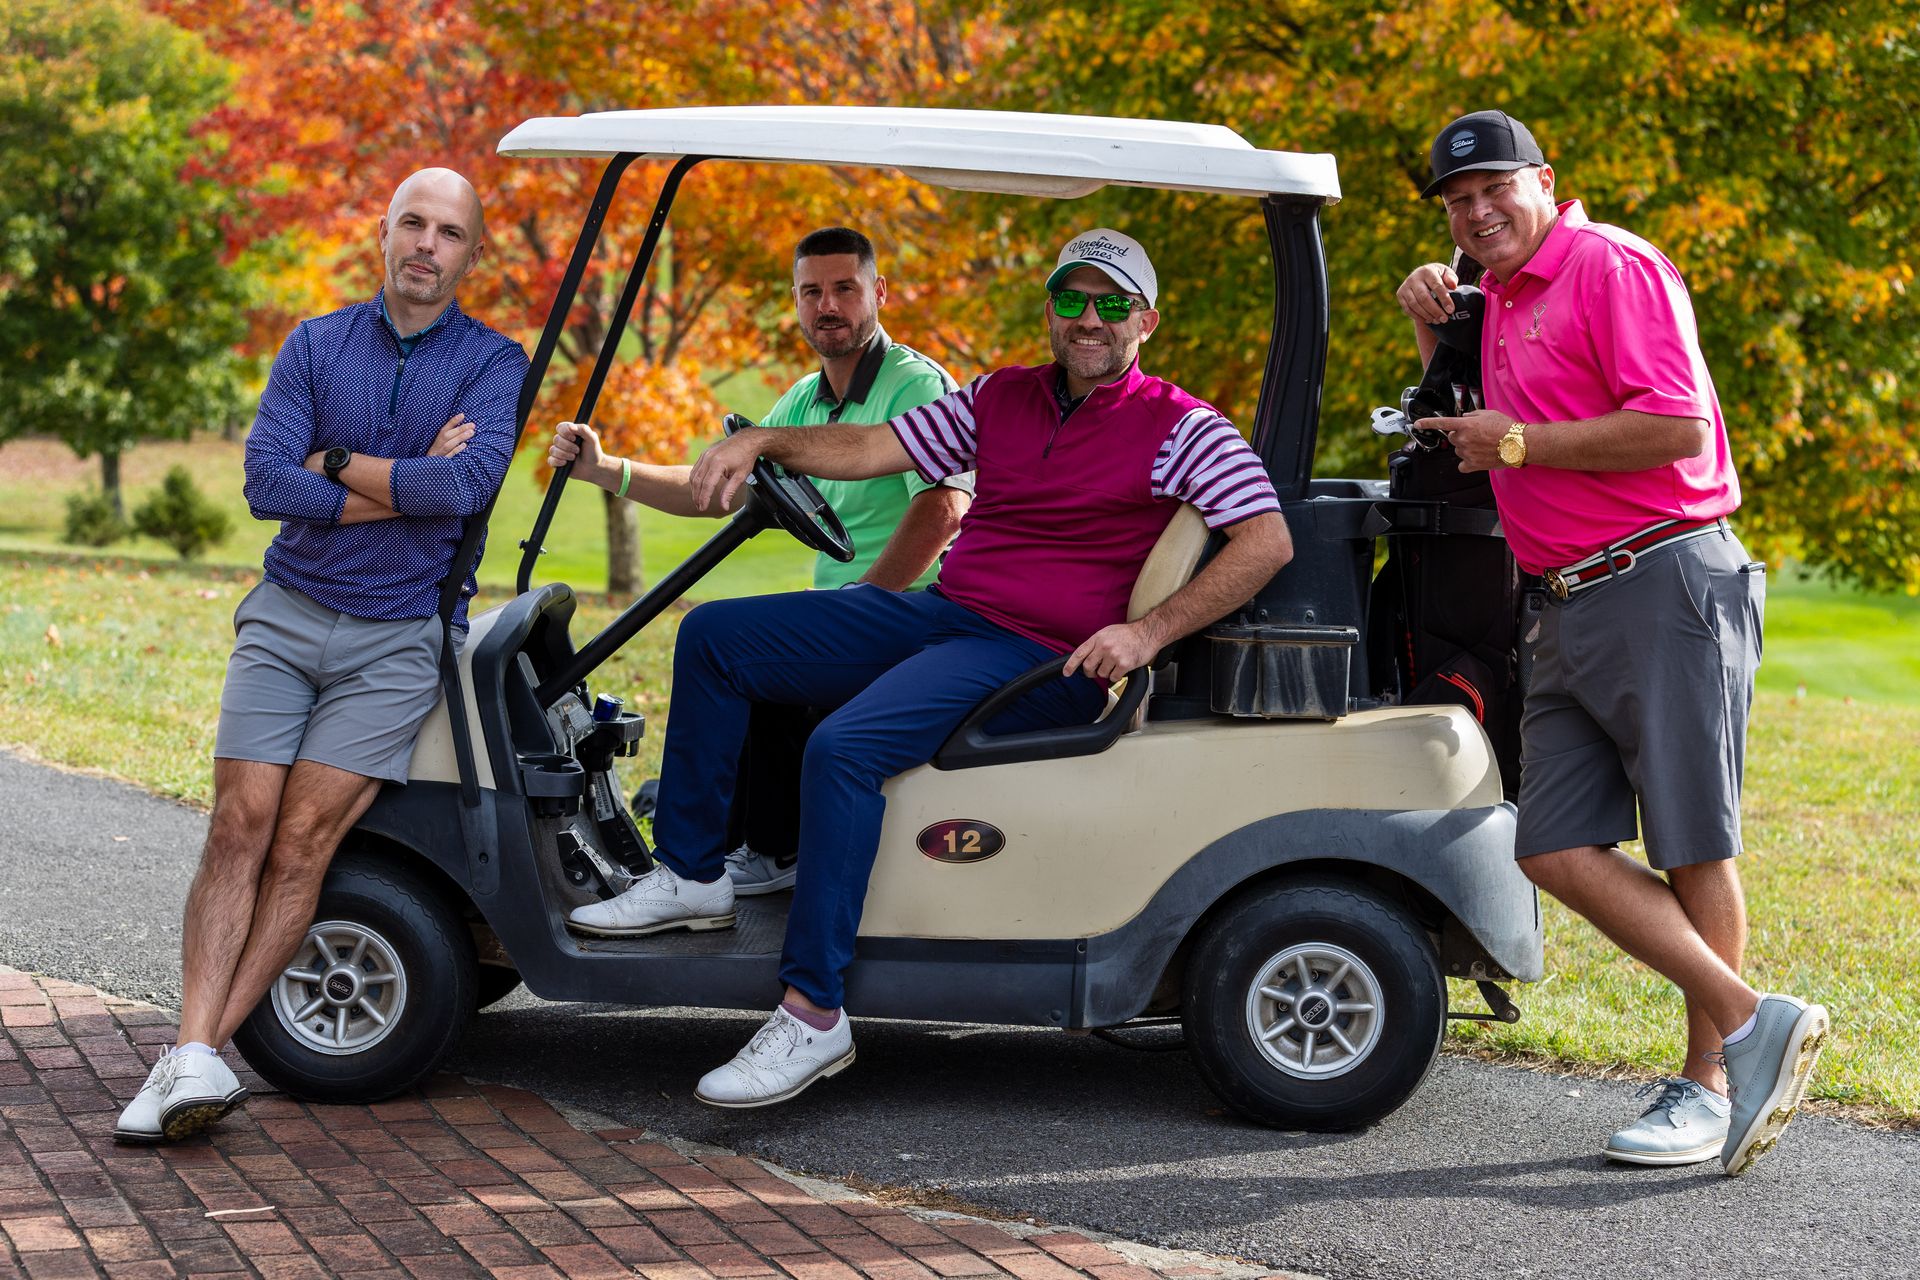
[
  {"xmin": 1602, "ymin": 1078, "xmax": 1730, "ymax": 1166},
  {"xmin": 724, "ymin": 845, "xmax": 798, "ymax": 896},
  {"xmin": 1720, "ymin": 993, "xmax": 1831, "ymax": 1176}
]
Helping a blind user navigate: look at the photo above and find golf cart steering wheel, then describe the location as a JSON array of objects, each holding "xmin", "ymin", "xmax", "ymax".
[{"xmin": 722, "ymin": 413, "xmax": 856, "ymax": 563}]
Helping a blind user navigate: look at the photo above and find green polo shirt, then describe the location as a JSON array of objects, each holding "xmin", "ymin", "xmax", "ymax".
[{"xmin": 762, "ymin": 330, "xmax": 965, "ymax": 588}]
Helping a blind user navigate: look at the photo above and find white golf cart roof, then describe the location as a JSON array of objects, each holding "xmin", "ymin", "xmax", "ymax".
[{"xmin": 497, "ymin": 106, "xmax": 1340, "ymax": 203}]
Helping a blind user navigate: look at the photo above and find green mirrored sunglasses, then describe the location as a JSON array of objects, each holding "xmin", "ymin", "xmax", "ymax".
[{"xmin": 1050, "ymin": 289, "xmax": 1146, "ymax": 322}]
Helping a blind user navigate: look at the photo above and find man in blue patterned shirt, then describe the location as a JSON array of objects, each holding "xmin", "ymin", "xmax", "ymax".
[{"xmin": 114, "ymin": 168, "xmax": 529, "ymax": 1145}]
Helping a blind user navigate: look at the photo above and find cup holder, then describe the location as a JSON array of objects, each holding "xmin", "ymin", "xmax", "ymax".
[{"xmin": 518, "ymin": 752, "xmax": 586, "ymax": 817}]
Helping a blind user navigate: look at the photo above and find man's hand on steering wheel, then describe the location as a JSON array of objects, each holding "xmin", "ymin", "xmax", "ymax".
[{"xmin": 689, "ymin": 427, "xmax": 769, "ymax": 513}]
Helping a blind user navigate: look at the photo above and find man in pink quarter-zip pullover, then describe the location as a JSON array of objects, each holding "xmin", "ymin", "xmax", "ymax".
[
  {"xmin": 566, "ymin": 228, "xmax": 1293, "ymax": 1109},
  {"xmin": 1397, "ymin": 111, "xmax": 1828, "ymax": 1176}
]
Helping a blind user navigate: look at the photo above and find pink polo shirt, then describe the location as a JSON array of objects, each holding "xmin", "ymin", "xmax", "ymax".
[{"xmin": 1481, "ymin": 201, "xmax": 1739, "ymax": 573}]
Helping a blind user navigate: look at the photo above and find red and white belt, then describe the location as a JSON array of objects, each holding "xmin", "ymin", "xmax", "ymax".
[{"xmin": 1542, "ymin": 517, "xmax": 1729, "ymax": 600}]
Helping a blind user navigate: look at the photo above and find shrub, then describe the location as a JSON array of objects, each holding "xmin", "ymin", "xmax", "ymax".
[
  {"xmin": 63, "ymin": 490, "xmax": 130, "ymax": 547},
  {"xmin": 132, "ymin": 466, "xmax": 232, "ymax": 559}
]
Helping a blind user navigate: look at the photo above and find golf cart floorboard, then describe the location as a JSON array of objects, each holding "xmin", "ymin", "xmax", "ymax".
[{"xmin": 570, "ymin": 894, "xmax": 789, "ymax": 957}]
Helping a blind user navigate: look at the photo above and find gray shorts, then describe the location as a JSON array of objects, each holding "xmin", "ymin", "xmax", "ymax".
[
  {"xmin": 214, "ymin": 581, "xmax": 445, "ymax": 783},
  {"xmin": 1515, "ymin": 529, "xmax": 1765, "ymax": 870}
]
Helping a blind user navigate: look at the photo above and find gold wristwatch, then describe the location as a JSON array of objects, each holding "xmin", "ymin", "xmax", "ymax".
[{"xmin": 1497, "ymin": 421, "xmax": 1530, "ymax": 469}]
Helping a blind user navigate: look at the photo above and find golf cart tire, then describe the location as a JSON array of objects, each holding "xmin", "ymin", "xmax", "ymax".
[
  {"xmin": 1184, "ymin": 878, "xmax": 1444, "ymax": 1131},
  {"xmin": 233, "ymin": 855, "xmax": 478, "ymax": 1104}
]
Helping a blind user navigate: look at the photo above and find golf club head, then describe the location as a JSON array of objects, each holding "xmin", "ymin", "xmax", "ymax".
[{"xmin": 1426, "ymin": 285, "xmax": 1484, "ymax": 354}]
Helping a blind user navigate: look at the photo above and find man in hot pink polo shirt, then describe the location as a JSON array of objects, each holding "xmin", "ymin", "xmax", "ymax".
[
  {"xmin": 565, "ymin": 229, "xmax": 1292, "ymax": 1110},
  {"xmin": 1397, "ymin": 111, "xmax": 1828, "ymax": 1177}
]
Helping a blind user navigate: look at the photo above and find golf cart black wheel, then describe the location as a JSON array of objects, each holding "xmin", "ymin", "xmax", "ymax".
[
  {"xmin": 475, "ymin": 966, "xmax": 523, "ymax": 1011},
  {"xmin": 232, "ymin": 854, "xmax": 477, "ymax": 1104},
  {"xmin": 1183, "ymin": 878, "xmax": 1444, "ymax": 1131}
]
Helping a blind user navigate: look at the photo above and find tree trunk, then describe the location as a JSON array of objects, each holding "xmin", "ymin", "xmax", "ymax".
[
  {"xmin": 604, "ymin": 489, "xmax": 642, "ymax": 597},
  {"xmin": 101, "ymin": 451, "xmax": 124, "ymax": 521}
]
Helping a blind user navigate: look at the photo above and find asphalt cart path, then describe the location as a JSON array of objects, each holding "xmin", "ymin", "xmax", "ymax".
[{"xmin": 2, "ymin": 749, "xmax": 1914, "ymax": 1280}]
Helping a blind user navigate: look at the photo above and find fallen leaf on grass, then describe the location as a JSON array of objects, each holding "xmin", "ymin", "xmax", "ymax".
[{"xmin": 44, "ymin": 624, "xmax": 60, "ymax": 647}]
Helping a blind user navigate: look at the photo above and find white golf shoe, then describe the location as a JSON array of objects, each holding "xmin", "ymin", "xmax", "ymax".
[
  {"xmin": 159, "ymin": 1051, "xmax": 248, "ymax": 1139},
  {"xmin": 695, "ymin": 1006, "xmax": 855, "ymax": 1108},
  {"xmin": 117, "ymin": 1050, "xmax": 248, "ymax": 1143},
  {"xmin": 567, "ymin": 861, "xmax": 735, "ymax": 937},
  {"xmin": 114, "ymin": 1053, "xmax": 188, "ymax": 1144}
]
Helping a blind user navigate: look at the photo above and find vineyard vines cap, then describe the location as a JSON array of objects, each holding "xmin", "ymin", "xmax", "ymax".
[{"xmin": 1044, "ymin": 228, "xmax": 1158, "ymax": 309}]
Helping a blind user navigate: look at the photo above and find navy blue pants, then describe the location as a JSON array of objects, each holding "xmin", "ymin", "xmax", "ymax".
[{"xmin": 652, "ymin": 585, "xmax": 1105, "ymax": 1009}]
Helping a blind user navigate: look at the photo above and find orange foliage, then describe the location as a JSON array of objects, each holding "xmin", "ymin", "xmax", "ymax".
[{"xmin": 160, "ymin": 0, "xmax": 1016, "ymax": 487}]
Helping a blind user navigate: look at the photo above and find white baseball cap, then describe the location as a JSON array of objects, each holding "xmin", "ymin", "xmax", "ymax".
[{"xmin": 1044, "ymin": 228, "xmax": 1158, "ymax": 309}]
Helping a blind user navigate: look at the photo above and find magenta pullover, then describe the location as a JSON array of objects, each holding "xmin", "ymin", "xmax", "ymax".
[{"xmin": 892, "ymin": 361, "xmax": 1279, "ymax": 654}]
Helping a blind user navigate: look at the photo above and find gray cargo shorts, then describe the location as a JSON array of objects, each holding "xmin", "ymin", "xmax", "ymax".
[
  {"xmin": 1515, "ymin": 528, "xmax": 1765, "ymax": 870},
  {"xmin": 214, "ymin": 581, "xmax": 445, "ymax": 783}
]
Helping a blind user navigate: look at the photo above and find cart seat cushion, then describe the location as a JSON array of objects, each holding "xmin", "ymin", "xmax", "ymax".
[{"xmin": 1127, "ymin": 504, "xmax": 1209, "ymax": 622}]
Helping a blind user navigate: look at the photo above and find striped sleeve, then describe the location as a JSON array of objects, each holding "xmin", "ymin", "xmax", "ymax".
[
  {"xmin": 1150, "ymin": 408, "xmax": 1282, "ymax": 528},
  {"xmin": 889, "ymin": 373, "xmax": 989, "ymax": 483}
]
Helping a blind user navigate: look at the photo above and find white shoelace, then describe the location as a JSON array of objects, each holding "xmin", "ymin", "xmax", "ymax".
[
  {"xmin": 723, "ymin": 845, "xmax": 757, "ymax": 872},
  {"xmin": 140, "ymin": 1053, "xmax": 189, "ymax": 1098},
  {"xmin": 632, "ymin": 864, "xmax": 680, "ymax": 897},
  {"xmin": 745, "ymin": 1011, "xmax": 802, "ymax": 1060}
]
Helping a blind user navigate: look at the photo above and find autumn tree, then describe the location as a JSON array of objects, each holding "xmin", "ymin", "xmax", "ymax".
[
  {"xmin": 972, "ymin": 0, "xmax": 1920, "ymax": 591},
  {"xmin": 165, "ymin": 0, "xmax": 1010, "ymax": 595},
  {"xmin": 0, "ymin": 0, "xmax": 255, "ymax": 518}
]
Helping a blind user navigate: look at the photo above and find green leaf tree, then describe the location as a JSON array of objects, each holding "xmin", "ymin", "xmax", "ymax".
[
  {"xmin": 971, "ymin": 0, "xmax": 1920, "ymax": 591},
  {"xmin": 0, "ymin": 0, "xmax": 256, "ymax": 519}
]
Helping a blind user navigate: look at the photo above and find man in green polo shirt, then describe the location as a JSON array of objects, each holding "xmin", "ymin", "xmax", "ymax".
[{"xmin": 548, "ymin": 226, "xmax": 969, "ymax": 891}]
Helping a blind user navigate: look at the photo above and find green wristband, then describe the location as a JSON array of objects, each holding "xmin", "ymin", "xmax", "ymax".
[{"xmin": 616, "ymin": 457, "xmax": 632, "ymax": 498}]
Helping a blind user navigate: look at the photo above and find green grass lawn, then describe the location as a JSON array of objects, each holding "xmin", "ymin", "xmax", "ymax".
[
  {"xmin": 3, "ymin": 435, "xmax": 1917, "ymax": 1121},
  {"xmin": 0, "ymin": 433, "xmax": 814, "ymax": 600}
]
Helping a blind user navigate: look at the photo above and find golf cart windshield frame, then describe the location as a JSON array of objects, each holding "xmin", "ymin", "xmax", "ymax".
[{"xmin": 448, "ymin": 111, "xmax": 1336, "ymax": 792}]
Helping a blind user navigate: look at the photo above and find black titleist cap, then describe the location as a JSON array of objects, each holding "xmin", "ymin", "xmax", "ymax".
[{"xmin": 1422, "ymin": 111, "xmax": 1546, "ymax": 198}]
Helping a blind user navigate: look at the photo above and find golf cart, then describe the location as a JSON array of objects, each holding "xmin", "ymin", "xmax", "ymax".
[{"xmin": 233, "ymin": 107, "xmax": 1541, "ymax": 1131}]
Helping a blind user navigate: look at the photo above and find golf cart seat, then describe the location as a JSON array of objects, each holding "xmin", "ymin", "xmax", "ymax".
[
  {"xmin": 1107, "ymin": 503, "xmax": 1210, "ymax": 727},
  {"xmin": 1129, "ymin": 504, "xmax": 1210, "ymax": 623}
]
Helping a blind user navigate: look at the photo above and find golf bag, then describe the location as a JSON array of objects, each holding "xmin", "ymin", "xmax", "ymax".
[{"xmin": 1368, "ymin": 256, "xmax": 1530, "ymax": 797}]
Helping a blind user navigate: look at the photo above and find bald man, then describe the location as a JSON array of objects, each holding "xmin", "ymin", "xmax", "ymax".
[{"xmin": 114, "ymin": 169, "xmax": 529, "ymax": 1144}]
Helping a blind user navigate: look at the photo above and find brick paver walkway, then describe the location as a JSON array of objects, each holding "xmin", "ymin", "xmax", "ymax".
[{"xmin": 0, "ymin": 968, "xmax": 1307, "ymax": 1280}]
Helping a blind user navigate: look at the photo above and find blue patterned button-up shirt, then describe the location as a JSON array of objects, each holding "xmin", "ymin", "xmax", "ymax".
[{"xmin": 243, "ymin": 293, "xmax": 528, "ymax": 625}]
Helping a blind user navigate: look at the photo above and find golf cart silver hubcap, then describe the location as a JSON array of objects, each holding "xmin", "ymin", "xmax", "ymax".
[
  {"xmin": 1244, "ymin": 941, "xmax": 1383, "ymax": 1079},
  {"xmin": 270, "ymin": 921, "xmax": 408, "ymax": 1056}
]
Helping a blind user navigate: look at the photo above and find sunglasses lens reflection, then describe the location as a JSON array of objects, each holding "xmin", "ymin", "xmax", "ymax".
[{"xmin": 1051, "ymin": 290, "xmax": 1136, "ymax": 322}]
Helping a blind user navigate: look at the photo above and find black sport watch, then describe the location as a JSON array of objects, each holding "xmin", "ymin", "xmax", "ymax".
[{"xmin": 322, "ymin": 446, "xmax": 352, "ymax": 483}]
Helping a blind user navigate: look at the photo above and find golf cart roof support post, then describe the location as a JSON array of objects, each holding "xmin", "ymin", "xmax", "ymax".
[
  {"xmin": 438, "ymin": 151, "xmax": 639, "ymax": 803},
  {"xmin": 514, "ymin": 152, "xmax": 707, "ymax": 594},
  {"xmin": 1248, "ymin": 196, "xmax": 1331, "ymax": 503},
  {"xmin": 533, "ymin": 512, "xmax": 763, "ymax": 708}
]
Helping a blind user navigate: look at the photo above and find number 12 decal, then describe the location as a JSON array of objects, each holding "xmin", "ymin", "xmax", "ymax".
[{"xmin": 916, "ymin": 819, "xmax": 1006, "ymax": 864}]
